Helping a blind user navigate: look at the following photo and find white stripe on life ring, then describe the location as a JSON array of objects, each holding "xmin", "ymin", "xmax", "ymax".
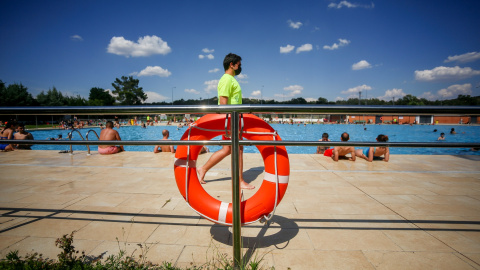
[
  {"xmin": 174, "ymin": 158, "xmax": 197, "ymax": 168},
  {"xmin": 218, "ymin": 202, "xmax": 229, "ymax": 223},
  {"xmin": 264, "ymin": 172, "xmax": 289, "ymax": 184}
]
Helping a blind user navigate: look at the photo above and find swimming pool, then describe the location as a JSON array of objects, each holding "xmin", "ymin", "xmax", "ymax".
[{"xmin": 27, "ymin": 123, "xmax": 480, "ymax": 155}]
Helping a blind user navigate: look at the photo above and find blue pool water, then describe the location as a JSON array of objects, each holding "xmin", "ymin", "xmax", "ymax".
[{"xmin": 28, "ymin": 123, "xmax": 480, "ymax": 155}]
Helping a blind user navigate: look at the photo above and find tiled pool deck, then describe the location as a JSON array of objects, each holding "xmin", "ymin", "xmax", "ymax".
[{"xmin": 0, "ymin": 150, "xmax": 479, "ymax": 269}]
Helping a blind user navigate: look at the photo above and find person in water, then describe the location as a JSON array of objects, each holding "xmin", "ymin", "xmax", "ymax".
[
  {"xmin": 154, "ymin": 129, "xmax": 175, "ymax": 153},
  {"xmin": 13, "ymin": 123, "xmax": 34, "ymax": 150},
  {"xmin": 355, "ymin": 134, "xmax": 390, "ymax": 162},
  {"xmin": 437, "ymin": 133, "xmax": 445, "ymax": 140},
  {"xmin": 98, "ymin": 121, "xmax": 124, "ymax": 155},
  {"xmin": 316, "ymin": 132, "xmax": 331, "ymax": 154}
]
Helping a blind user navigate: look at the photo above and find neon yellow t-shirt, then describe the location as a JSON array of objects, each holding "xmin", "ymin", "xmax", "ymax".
[{"xmin": 217, "ymin": 74, "xmax": 242, "ymax": 105}]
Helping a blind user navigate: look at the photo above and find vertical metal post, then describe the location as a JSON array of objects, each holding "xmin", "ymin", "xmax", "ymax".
[{"xmin": 230, "ymin": 111, "xmax": 242, "ymax": 268}]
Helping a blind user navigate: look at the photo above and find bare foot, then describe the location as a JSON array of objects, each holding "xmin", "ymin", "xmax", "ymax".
[
  {"xmin": 197, "ymin": 167, "xmax": 207, "ymax": 184},
  {"xmin": 240, "ymin": 180, "xmax": 255, "ymax": 190}
]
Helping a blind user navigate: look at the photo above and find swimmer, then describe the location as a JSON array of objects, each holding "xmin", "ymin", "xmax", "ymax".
[
  {"xmin": 98, "ymin": 121, "xmax": 124, "ymax": 155},
  {"xmin": 450, "ymin": 128, "xmax": 456, "ymax": 134},
  {"xmin": 332, "ymin": 132, "xmax": 356, "ymax": 161},
  {"xmin": 355, "ymin": 134, "xmax": 390, "ymax": 162},
  {"xmin": 14, "ymin": 123, "xmax": 34, "ymax": 150},
  {"xmin": 438, "ymin": 133, "xmax": 445, "ymax": 140},
  {"xmin": 316, "ymin": 132, "xmax": 331, "ymax": 154},
  {"xmin": 153, "ymin": 129, "xmax": 175, "ymax": 153}
]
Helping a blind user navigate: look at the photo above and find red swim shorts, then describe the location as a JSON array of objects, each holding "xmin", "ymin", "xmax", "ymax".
[
  {"xmin": 98, "ymin": 146, "xmax": 121, "ymax": 155},
  {"xmin": 323, "ymin": 148, "xmax": 333, "ymax": 157}
]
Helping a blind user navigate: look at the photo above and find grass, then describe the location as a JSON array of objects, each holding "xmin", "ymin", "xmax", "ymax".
[{"xmin": 0, "ymin": 230, "xmax": 274, "ymax": 270}]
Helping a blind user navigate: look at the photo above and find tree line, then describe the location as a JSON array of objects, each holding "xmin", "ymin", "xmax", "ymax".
[{"xmin": 1, "ymin": 77, "xmax": 479, "ymax": 106}]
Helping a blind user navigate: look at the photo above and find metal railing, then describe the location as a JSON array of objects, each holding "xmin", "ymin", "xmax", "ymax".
[
  {"xmin": 85, "ymin": 129, "xmax": 100, "ymax": 155},
  {"xmin": 1, "ymin": 104, "xmax": 480, "ymax": 268}
]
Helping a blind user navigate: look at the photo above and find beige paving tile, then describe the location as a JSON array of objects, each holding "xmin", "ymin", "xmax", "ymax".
[
  {"xmin": 382, "ymin": 230, "xmax": 454, "ymax": 252},
  {"xmin": 363, "ymin": 251, "xmax": 476, "ymax": 270},
  {"xmin": 0, "ymin": 235, "xmax": 27, "ymax": 252},
  {"xmin": 74, "ymin": 221, "xmax": 159, "ymax": 243},
  {"xmin": 1, "ymin": 218, "xmax": 92, "ymax": 238},
  {"xmin": 272, "ymin": 250, "xmax": 375, "ymax": 270},
  {"xmin": 306, "ymin": 229, "xmax": 402, "ymax": 251}
]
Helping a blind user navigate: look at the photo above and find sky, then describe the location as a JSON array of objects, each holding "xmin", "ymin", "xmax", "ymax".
[{"xmin": 1, "ymin": 0, "xmax": 480, "ymax": 104}]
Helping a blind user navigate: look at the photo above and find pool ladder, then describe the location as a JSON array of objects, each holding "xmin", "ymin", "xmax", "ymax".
[{"xmin": 67, "ymin": 128, "xmax": 100, "ymax": 156}]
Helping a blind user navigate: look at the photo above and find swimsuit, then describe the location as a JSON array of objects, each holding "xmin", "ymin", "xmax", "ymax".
[
  {"xmin": 98, "ymin": 146, "xmax": 121, "ymax": 155},
  {"xmin": 323, "ymin": 148, "xmax": 333, "ymax": 157},
  {"xmin": 0, "ymin": 136, "xmax": 8, "ymax": 150},
  {"xmin": 363, "ymin": 147, "xmax": 376, "ymax": 157}
]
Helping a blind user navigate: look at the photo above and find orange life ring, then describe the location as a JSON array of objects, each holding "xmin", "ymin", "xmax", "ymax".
[{"xmin": 174, "ymin": 114, "xmax": 290, "ymax": 225}]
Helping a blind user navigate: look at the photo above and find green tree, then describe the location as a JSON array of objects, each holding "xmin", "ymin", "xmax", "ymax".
[
  {"xmin": 88, "ymin": 87, "xmax": 115, "ymax": 106},
  {"xmin": 316, "ymin": 97, "xmax": 329, "ymax": 104},
  {"xmin": 36, "ymin": 87, "xmax": 66, "ymax": 106},
  {"xmin": 65, "ymin": 95, "xmax": 88, "ymax": 106},
  {"xmin": 0, "ymin": 81, "xmax": 36, "ymax": 106},
  {"xmin": 111, "ymin": 76, "xmax": 147, "ymax": 105}
]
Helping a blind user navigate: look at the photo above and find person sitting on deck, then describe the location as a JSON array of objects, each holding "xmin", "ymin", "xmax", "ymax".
[
  {"xmin": 332, "ymin": 132, "xmax": 356, "ymax": 162},
  {"xmin": 355, "ymin": 134, "xmax": 390, "ymax": 162},
  {"xmin": 98, "ymin": 121, "xmax": 124, "ymax": 155}
]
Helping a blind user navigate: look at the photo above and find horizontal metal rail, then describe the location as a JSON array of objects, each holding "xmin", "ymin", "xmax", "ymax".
[
  {"xmin": 3, "ymin": 140, "xmax": 480, "ymax": 148},
  {"xmin": 1, "ymin": 105, "xmax": 479, "ymax": 115}
]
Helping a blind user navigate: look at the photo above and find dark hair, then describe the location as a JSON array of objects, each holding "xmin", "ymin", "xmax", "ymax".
[
  {"xmin": 322, "ymin": 133, "xmax": 329, "ymax": 138},
  {"xmin": 223, "ymin": 53, "xmax": 242, "ymax": 71},
  {"xmin": 106, "ymin": 121, "xmax": 114, "ymax": 128},
  {"xmin": 162, "ymin": 129, "xmax": 169, "ymax": 137},
  {"xmin": 341, "ymin": 132, "xmax": 349, "ymax": 141},
  {"xmin": 1, "ymin": 122, "xmax": 14, "ymax": 134},
  {"xmin": 376, "ymin": 134, "xmax": 389, "ymax": 142}
]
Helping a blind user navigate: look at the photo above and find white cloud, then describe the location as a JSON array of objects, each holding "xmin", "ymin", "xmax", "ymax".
[
  {"xmin": 437, "ymin": 83, "xmax": 472, "ymax": 99},
  {"xmin": 70, "ymin": 35, "xmax": 83, "ymax": 41},
  {"xmin": 305, "ymin": 97, "xmax": 316, "ymax": 102},
  {"xmin": 251, "ymin": 90, "xmax": 261, "ymax": 97},
  {"xmin": 444, "ymin": 52, "xmax": 480, "ymax": 64},
  {"xmin": 199, "ymin": 54, "xmax": 214, "ymax": 60},
  {"xmin": 328, "ymin": 1, "xmax": 374, "ymax": 9},
  {"xmin": 323, "ymin": 39, "xmax": 350, "ymax": 50},
  {"xmin": 335, "ymin": 96, "xmax": 345, "ymax": 101},
  {"xmin": 236, "ymin": 73, "xmax": 248, "ymax": 83},
  {"xmin": 185, "ymin": 88, "xmax": 200, "ymax": 95},
  {"xmin": 341, "ymin": 84, "xmax": 372, "ymax": 95},
  {"xmin": 288, "ymin": 20, "xmax": 303, "ymax": 29},
  {"xmin": 280, "ymin": 44, "xmax": 295, "ymax": 54},
  {"xmin": 107, "ymin": 35, "xmax": 171, "ymax": 57},
  {"xmin": 296, "ymin": 44, "xmax": 313, "ymax": 53},
  {"xmin": 202, "ymin": 48, "xmax": 214, "ymax": 53},
  {"xmin": 275, "ymin": 85, "xmax": 303, "ymax": 98},
  {"xmin": 145, "ymin": 91, "xmax": 168, "ymax": 103},
  {"xmin": 420, "ymin": 91, "xmax": 436, "ymax": 101},
  {"xmin": 378, "ymin": 88, "xmax": 406, "ymax": 101},
  {"xmin": 415, "ymin": 66, "xmax": 480, "ymax": 82},
  {"xmin": 352, "ymin": 60, "xmax": 372, "ymax": 70},
  {"xmin": 208, "ymin": 68, "xmax": 220, "ymax": 73},
  {"xmin": 204, "ymin": 80, "xmax": 219, "ymax": 93},
  {"xmin": 136, "ymin": 66, "xmax": 171, "ymax": 77}
]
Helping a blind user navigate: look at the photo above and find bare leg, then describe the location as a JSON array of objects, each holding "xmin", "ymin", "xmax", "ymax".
[
  {"xmin": 238, "ymin": 146, "xmax": 254, "ymax": 189},
  {"xmin": 198, "ymin": 145, "xmax": 231, "ymax": 184}
]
